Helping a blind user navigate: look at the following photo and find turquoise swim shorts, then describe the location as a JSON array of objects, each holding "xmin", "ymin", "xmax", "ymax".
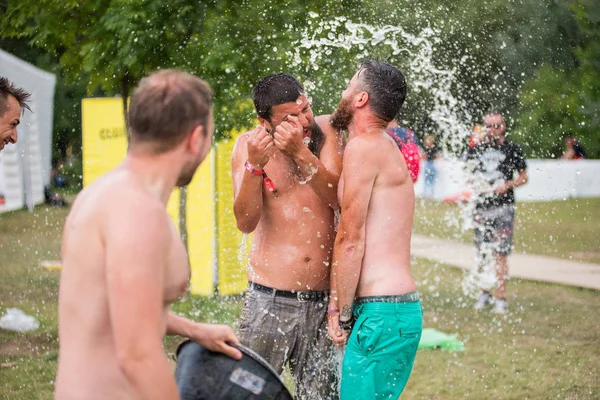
[{"xmin": 341, "ymin": 293, "xmax": 423, "ymax": 399}]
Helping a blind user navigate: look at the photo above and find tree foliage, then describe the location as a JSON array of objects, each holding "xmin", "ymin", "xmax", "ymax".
[
  {"xmin": 1, "ymin": 0, "xmax": 214, "ymax": 125},
  {"xmin": 1, "ymin": 0, "xmax": 354, "ymax": 137},
  {"xmin": 515, "ymin": 0, "xmax": 600, "ymax": 158},
  {"xmin": 1, "ymin": 0, "xmax": 598, "ymax": 159}
]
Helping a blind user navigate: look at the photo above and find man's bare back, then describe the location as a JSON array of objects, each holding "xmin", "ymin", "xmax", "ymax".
[
  {"xmin": 329, "ymin": 64, "xmax": 418, "ymax": 325},
  {"xmin": 55, "ymin": 170, "xmax": 188, "ymax": 400},
  {"xmin": 338, "ymin": 132, "xmax": 416, "ymax": 297},
  {"xmin": 328, "ymin": 59, "xmax": 421, "ymax": 400}
]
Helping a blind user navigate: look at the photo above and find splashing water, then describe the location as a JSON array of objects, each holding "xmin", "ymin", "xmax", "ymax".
[
  {"xmin": 238, "ymin": 233, "xmax": 249, "ymax": 265},
  {"xmin": 290, "ymin": 16, "xmax": 498, "ymax": 298},
  {"xmin": 334, "ymin": 348, "xmax": 344, "ymax": 393},
  {"xmin": 241, "ymin": 233, "xmax": 263, "ymax": 283},
  {"xmin": 298, "ymin": 163, "xmax": 318, "ymax": 185},
  {"xmin": 333, "ymin": 209, "xmax": 341, "ymax": 232},
  {"xmin": 291, "ymin": 16, "xmax": 473, "ymax": 155}
]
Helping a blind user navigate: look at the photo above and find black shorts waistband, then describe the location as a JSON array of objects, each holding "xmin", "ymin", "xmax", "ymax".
[{"xmin": 248, "ymin": 282, "xmax": 329, "ymax": 302}]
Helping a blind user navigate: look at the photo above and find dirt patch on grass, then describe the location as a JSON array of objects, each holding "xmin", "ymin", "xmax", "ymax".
[{"xmin": 0, "ymin": 333, "xmax": 57, "ymax": 356}]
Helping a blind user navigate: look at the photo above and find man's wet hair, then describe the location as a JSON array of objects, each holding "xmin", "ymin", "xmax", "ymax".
[
  {"xmin": 128, "ymin": 70, "xmax": 212, "ymax": 153},
  {"xmin": 252, "ymin": 73, "xmax": 305, "ymax": 121},
  {"xmin": 356, "ymin": 59, "xmax": 407, "ymax": 122},
  {"xmin": 0, "ymin": 77, "xmax": 32, "ymax": 116}
]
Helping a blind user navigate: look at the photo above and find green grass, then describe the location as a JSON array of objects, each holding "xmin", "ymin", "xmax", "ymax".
[
  {"xmin": 1, "ymin": 205, "xmax": 599, "ymax": 399},
  {"xmin": 414, "ymin": 198, "xmax": 600, "ymax": 263},
  {"xmin": 404, "ymin": 259, "xmax": 599, "ymax": 400},
  {"xmin": 0, "ymin": 206, "xmax": 65, "ymax": 400}
]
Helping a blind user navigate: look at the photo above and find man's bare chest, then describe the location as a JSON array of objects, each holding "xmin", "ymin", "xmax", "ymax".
[{"xmin": 164, "ymin": 229, "xmax": 190, "ymax": 304}]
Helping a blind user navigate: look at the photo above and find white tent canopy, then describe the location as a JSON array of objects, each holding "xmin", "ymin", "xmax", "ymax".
[{"xmin": 0, "ymin": 48, "xmax": 56, "ymax": 213}]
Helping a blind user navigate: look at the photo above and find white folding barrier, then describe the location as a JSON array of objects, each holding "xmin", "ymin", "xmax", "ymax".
[{"xmin": 414, "ymin": 158, "xmax": 600, "ymax": 201}]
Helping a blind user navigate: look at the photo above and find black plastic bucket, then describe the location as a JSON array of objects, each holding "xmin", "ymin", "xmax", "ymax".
[{"xmin": 175, "ymin": 340, "xmax": 293, "ymax": 400}]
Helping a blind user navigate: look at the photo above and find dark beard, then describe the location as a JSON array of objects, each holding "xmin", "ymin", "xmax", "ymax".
[
  {"xmin": 330, "ymin": 97, "xmax": 353, "ymax": 131},
  {"xmin": 308, "ymin": 122, "xmax": 325, "ymax": 158},
  {"xmin": 176, "ymin": 160, "xmax": 200, "ymax": 187}
]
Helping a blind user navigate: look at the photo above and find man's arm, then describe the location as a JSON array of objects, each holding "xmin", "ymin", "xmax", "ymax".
[
  {"xmin": 166, "ymin": 313, "xmax": 242, "ymax": 360},
  {"xmin": 495, "ymin": 169, "xmax": 528, "ymax": 195},
  {"xmin": 510, "ymin": 169, "xmax": 528, "ymax": 189},
  {"xmin": 274, "ymin": 115, "xmax": 343, "ymax": 210},
  {"xmin": 495, "ymin": 144, "xmax": 529, "ymax": 194},
  {"xmin": 105, "ymin": 200, "xmax": 179, "ymax": 400},
  {"xmin": 296, "ymin": 115, "xmax": 343, "ymax": 209},
  {"xmin": 327, "ymin": 255, "xmax": 347, "ymax": 346},
  {"xmin": 232, "ymin": 127, "xmax": 273, "ymax": 233},
  {"xmin": 332, "ymin": 138, "xmax": 377, "ymax": 329},
  {"xmin": 509, "ymin": 145, "xmax": 528, "ymax": 189}
]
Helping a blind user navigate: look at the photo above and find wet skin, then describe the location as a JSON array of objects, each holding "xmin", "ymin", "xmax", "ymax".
[
  {"xmin": 328, "ymin": 71, "xmax": 417, "ymax": 344},
  {"xmin": 55, "ymin": 95, "xmax": 240, "ymax": 400},
  {"xmin": 232, "ymin": 96, "xmax": 344, "ymax": 291}
]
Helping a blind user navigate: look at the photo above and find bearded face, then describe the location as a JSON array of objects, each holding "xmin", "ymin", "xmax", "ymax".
[
  {"xmin": 330, "ymin": 96, "xmax": 354, "ymax": 131},
  {"xmin": 176, "ymin": 157, "xmax": 201, "ymax": 187}
]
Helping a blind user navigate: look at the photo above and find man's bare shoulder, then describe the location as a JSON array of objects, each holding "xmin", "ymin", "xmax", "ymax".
[
  {"xmin": 315, "ymin": 115, "xmax": 332, "ymax": 131},
  {"xmin": 344, "ymin": 135, "xmax": 380, "ymax": 158},
  {"xmin": 63, "ymin": 172, "xmax": 170, "ymax": 256},
  {"xmin": 234, "ymin": 130, "xmax": 252, "ymax": 146},
  {"xmin": 315, "ymin": 115, "xmax": 340, "ymax": 139},
  {"xmin": 65, "ymin": 173, "xmax": 121, "ymax": 219},
  {"xmin": 231, "ymin": 131, "xmax": 252, "ymax": 157},
  {"xmin": 316, "ymin": 114, "xmax": 346, "ymax": 161},
  {"xmin": 111, "ymin": 181, "xmax": 166, "ymax": 217},
  {"xmin": 76, "ymin": 171, "xmax": 165, "ymax": 217},
  {"xmin": 101, "ymin": 182, "xmax": 171, "ymax": 246}
]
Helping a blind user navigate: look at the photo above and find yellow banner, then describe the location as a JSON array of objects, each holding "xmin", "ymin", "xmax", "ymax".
[
  {"xmin": 81, "ymin": 97, "xmax": 182, "ymax": 266},
  {"xmin": 82, "ymin": 98, "xmax": 128, "ymax": 187},
  {"xmin": 82, "ymin": 97, "xmax": 249, "ymax": 296},
  {"xmin": 186, "ymin": 150, "xmax": 215, "ymax": 295},
  {"xmin": 215, "ymin": 133, "xmax": 251, "ymax": 296}
]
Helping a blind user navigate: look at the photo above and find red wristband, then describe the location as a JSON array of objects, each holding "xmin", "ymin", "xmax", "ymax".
[
  {"xmin": 263, "ymin": 176, "xmax": 276, "ymax": 193},
  {"xmin": 244, "ymin": 160, "xmax": 264, "ymax": 176},
  {"xmin": 244, "ymin": 161, "xmax": 277, "ymax": 194}
]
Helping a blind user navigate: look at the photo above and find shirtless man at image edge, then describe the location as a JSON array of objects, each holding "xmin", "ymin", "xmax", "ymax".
[{"xmin": 55, "ymin": 70, "xmax": 241, "ymax": 400}]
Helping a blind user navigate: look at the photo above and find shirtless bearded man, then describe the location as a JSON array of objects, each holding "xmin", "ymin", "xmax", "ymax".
[
  {"xmin": 55, "ymin": 70, "xmax": 241, "ymax": 400},
  {"xmin": 328, "ymin": 60, "xmax": 423, "ymax": 400},
  {"xmin": 231, "ymin": 73, "xmax": 343, "ymax": 399}
]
